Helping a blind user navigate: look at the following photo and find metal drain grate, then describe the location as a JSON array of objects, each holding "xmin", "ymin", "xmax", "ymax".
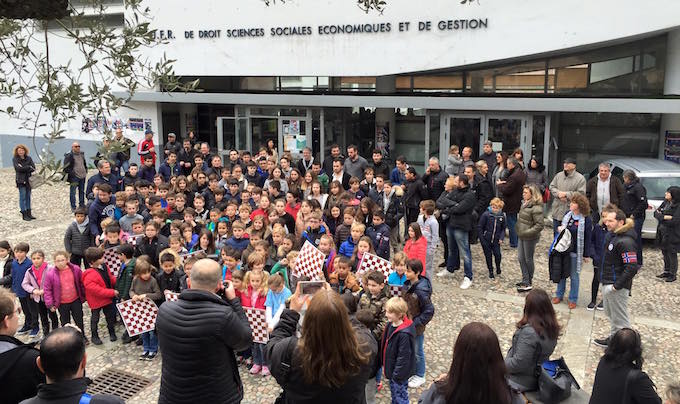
[{"xmin": 88, "ymin": 368, "xmax": 152, "ymax": 401}]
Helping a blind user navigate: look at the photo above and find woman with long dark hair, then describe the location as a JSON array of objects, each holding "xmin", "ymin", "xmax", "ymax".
[
  {"xmin": 492, "ymin": 151, "xmax": 508, "ymax": 197},
  {"xmin": 524, "ymin": 157, "xmax": 547, "ymax": 194},
  {"xmin": 13, "ymin": 144, "xmax": 36, "ymax": 220},
  {"xmin": 505, "ymin": 289, "xmax": 560, "ymax": 391},
  {"xmin": 419, "ymin": 322, "xmax": 523, "ymax": 404}
]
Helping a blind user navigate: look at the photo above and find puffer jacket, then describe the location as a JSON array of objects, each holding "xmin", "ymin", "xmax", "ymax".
[
  {"xmin": 516, "ymin": 201, "xmax": 544, "ymax": 240},
  {"xmin": 21, "ymin": 263, "xmax": 48, "ymax": 303},
  {"xmin": 472, "ymin": 173, "xmax": 493, "ymax": 215},
  {"xmin": 423, "ymin": 167, "xmax": 449, "ymax": 202},
  {"xmin": 329, "ymin": 271, "xmax": 360, "ymax": 294},
  {"xmin": 82, "ymin": 265, "xmax": 117, "ymax": 310},
  {"xmin": 358, "ymin": 286, "xmax": 389, "ymax": 342},
  {"xmin": 478, "ymin": 209, "xmax": 506, "ymax": 244},
  {"xmin": 379, "ymin": 316, "xmax": 416, "ymax": 384},
  {"xmin": 600, "ymin": 218, "xmax": 639, "ymax": 291},
  {"xmin": 115, "ymin": 258, "xmax": 135, "ymax": 301},
  {"xmin": 403, "ymin": 276, "xmax": 434, "ymax": 336},
  {"xmin": 43, "ymin": 264, "xmax": 86, "ymax": 309},
  {"xmin": 156, "ymin": 289, "xmax": 253, "ymax": 404},
  {"xmin": 64, "ymin": 219, "xmax": 94, "ymax": 256}
]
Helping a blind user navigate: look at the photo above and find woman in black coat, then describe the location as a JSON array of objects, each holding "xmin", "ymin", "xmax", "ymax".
[
  {"xmin": 589, "ymin": 328, "xmax": 661, "ymax": 404},
  {"xmin": 12, "ymin": 144, "xmax": 36, "ymax": 221},
  {"xmin": 654, "ymin": 186, "xmax": 680, "ymax": 282}
]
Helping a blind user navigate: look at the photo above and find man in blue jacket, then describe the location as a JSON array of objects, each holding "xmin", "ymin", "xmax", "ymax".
[
  {"xmin": 158, "ymin": 151, "xmax": 180, "ymax": 182},
  {"xmin": 85, "ymin": 160, "xmax": 121, "ymax": 201},
  {"xmin": 88, "ymin": 183, "xmax": 116, "ymax": 241}
]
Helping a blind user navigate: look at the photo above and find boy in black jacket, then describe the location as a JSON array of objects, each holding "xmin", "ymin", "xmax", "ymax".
[
  {"xmin": 135, "ymin": 222, "xmax": 169, "ymax": 268},
  {"xmin": 366, "ymin": 210, "xmax": 391, "ymax": 260},
  {"xmin": 380, "ymin": 296, "xmax": 416, "ymax": 404},
  {"xmin": 157, "ymin": 252, "xmax": 181, "ymax": 303}
]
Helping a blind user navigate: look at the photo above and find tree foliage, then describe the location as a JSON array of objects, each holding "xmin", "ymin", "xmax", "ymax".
[{"xmin": 0, "ymin": 0, "xmax": 198, "ymax": 186}]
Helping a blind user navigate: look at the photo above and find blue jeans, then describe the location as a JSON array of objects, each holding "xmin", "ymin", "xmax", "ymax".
[
  {"xmin": 142, "ymin": 330, "xmax": 158, "ymax": 353},
  {"xmin": 415, "ymin": 333, "xmax": 425, "ymax": 377},
  {"xmin": 252, "ymin": 343, "xmax": 265, "ymax": 365},
  {"xmin": 633, "ymin": 216, "xmax": 644, "ymax": 266},
  {"xmin": 556, "ymin": 253, "xmax": 579, "ymax": 303},
  {"xmin": 69, "ymin": 178, "xmax": 85, "ymax": 210},
  {"xmin": 116, "ymin": 158, "xmax": 130, "ymax": 176},
  {"xmin": 389, "ymin": 381, "xmax": 409, "ymax": 404},
  {"xmin": 507, "ymin": 213, "xmax": 518, "ymax": 247},
  {"xmin": 446, "ymin": 225, "xmax": 460, "ymax": 272},
  {"xmin": 18, "ymin": 185, "xmax": 32, "ymax": 211},
  {"xmin": 448, "ymin": 227, "xmax": 473, "ymax": 280}
]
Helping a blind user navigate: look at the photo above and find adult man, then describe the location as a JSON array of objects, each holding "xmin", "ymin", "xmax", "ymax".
[
  {"xmin": 156, "ymin": 259, "xmax": 252, "ymax": 403},
  {"xmin": 311, "ymin": 161, "xmax": 329, "ymax": 191},
  {"xmin": 480, "ymin": 141, "xmax": 497, "ymax": 176},
  {"xmin": 22, "ymin": 326, "xmax": 124, "ymax": 404},
  {"xmin": 381, "ymin": 181, "xmax": 404, "ymax": 254},
  {"xmin": 549, "ymin": 157, "xmax": 586, "ymax": 235},
  {"xmin": 0, "ymin": 288, "xmax": 44, "ymax": 404},
  {"xmin": 163, "ymin": 132, "xmax": 182, "ymax": 159},
  {"xmin": 367, "ymin": 174, "xmax": 385, "ymax": 203},
  {"xmin": 594, "ymin": 207, "xmax": 640, "ymax": 347},
  {"xmin": 586, "ymin": 163, "xmax": 624, "ymax": 223},
  {"xmin": 199, "ymin": 142, "xmax": 212, "ymax": 163},
  {"xmin": 621, "ymin": 170, "xmax": 648, "ymax": 266},
  {"xmin": 296, "ymin": 147, "xmax": 314, "ymax": 175},
  {"xmin": 423, "ymin": 157, "xmax": 450, "ymax": 260},
  {"xmin": 496, "ymin": 157, "xmax": 527, "ymax": 248},
  {"xmin": 178, "ymin": 138, "xmax": 196, "ymax": 176},
  {"xmin": 63, "ymin": 142, "xmax": 88, "ymax": 212},
  {"xmin": 344, "ymin": 144, "xmax": 368, "ymax": 179},
  {"xmin": 85, "ymin": 160, "xmax": 121, "ymax": 201},
  {"xmin": 331, "ymin": 158, "xmax": 351, "ymax": 190},
  {"xmin": 322, "ymin": 144, "xmax": 344, "ymax": 178},
  {"xmin": 137, "ymin": 129, "xmax": 156, "ymax": 167},
  {"xmin": 113, "ymin": 128, "xmax": 135, "ymax": 175},
  {"xmin": 465, "ymin": 164, "xmax": 493, "ymax": 244},
  {"xmin": 88, "ymin": 183, "xmax": 116, "ymax": 241},
  {"xmin": 403, "ymin": 167, "xmax": 428, "ymax": 238},
  {"xmin": 226, "ymin": 149, "xmax": 244, "ymax": 172},
  {"xmin": 457, "ymin": 147, "xmax": 475, "ymax": 176},
  {"xmin": 370, "ymin": 149, "xmax": 391, "ymax": 179},
  {"xmin": 159, "ymin": 151, "xmax": 180, "ymax": 182},
  {"xmin": 390, "ymin": 155, "xmax": 408, "ymax": 186},
  {"xmin": 245, "ymin": 161, "xmax": 264, "ymax": 188}
]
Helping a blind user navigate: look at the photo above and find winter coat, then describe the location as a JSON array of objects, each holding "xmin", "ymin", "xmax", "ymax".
[
  {"xmin": 445, "ymin": 154, "xmax": 462, "ymax": 176},
  {"xmin": 85, "ymin": 172, "xmax": 121, "ymax": 200},
  {"xmin": 225, "ymin": 236, "xmax": 250, "ymax": 252},
  {"xmin": 20, "ymin": 377, "xmax": 124, "ymax": 404},
  {"xmin": 301, "ymin": 226, "xmax": 327, "ymax": 249},
  {"xmin": 505, "ymin": 324, "xmax": 557, "ymax": 391},
  {"xmin": 358, "ymin": 287, "xmax": 389, "ymax": 342},
  {"xmin": 0, "ymin": 335, "xmax": 44, "ymax": 404},
  {"xmin": 21, "ymin": 263, "xmax": 48, "ymax": 303},
  {"xmin": 88, "ymin": 196, "xmax": 116, "ymax": 237},
  {"xmin": 525, "ymin": 167, "xmax": 548, "ymax": 193},
  {"xmin": 436, "ymin": 186, "xmax": 476, "ymax": 231},
  {"xmin": 13, "ymin": 155, "xmax": 35, "ymax": 188},
  {"xmin": 156, "ymin": 289, "xmax": 253, "ymax": 404},
  {"xmin": 156, "ymin": 269, "xmax": 182, "ymax": 294},
  {"xmin": 590, "ymin": 359, "xmax": 661, "ymax": 404},
  {"xmin": 549, "ymin": 170, "xmax": 586, "ymax": 222},
  {"xmin": 478, "ymin": 209, "xmax": 507, "ymax": 244},
  {"xmin": 371, "ymin": 161, "xmax": 391, "ymax": 180},
  {"xmin": 135, "ymin": 235, "xmax": 169, "ymax": 268},
  {"xmin": 339, "ymin": 237, "xmax": 357, "ymax": 258},
  {"xmin": 423, "ymin": 168, "xmax": 449, "ymax": 202},
  {"xmin": 63, "ymin": 151, "xmax": 88, "ymax": 182},
  {"xmin": 266, "ymin": 309, "xmax": 376, "ymax": 404},
  {"xmin": 82, "ymin": 266, "xmax": 117, "ymax": 310},
  {"xmin": 516, "ymin": 201, "xmax": 544, "ymax": 241},
  {"xmin": 0, "ymin": 255, "xmax": 12, "ymax": 288},
  {"xmin": 472, "ymin": 173, "xmax": 493, "ymax": 214},
  {"xmin": 403, "ymin": 237, "xmax": 427, "ymax": 275},
  {"xmin": 586, "ymin": 175, "xmax": 624, "ymax": 217},
  {"xmin": 130, "ymin": 276, "xmax": 163, "ymax": 304},
  {"xmin": 11, "ymin": 258, "xmax": 33, "ymax": 298},
  {"xmin": 64, "ymin": 220, "xmax": 93, "ymax": 256},
  {"xmin": 497, "ymin": 166, "xmax": 526, "ymax": 214},
  {"xmin": 390, "ymin": 167, "xmax": 406, "ymax": 186},
  {"xmin": 329, "ymin": 271, "xmax": 360, "ymax": 294},
  {"xmin": 590, "ymin": 222, "xmax": 609, "ymax": 268},
  {"xmin": 381, "ymin": 190, "xmax": 404, "ymax": 229},
  {"xmin": 548, "ymin": 249, "xmax": 572, "ymax": 283},
  {"xmin": 621, "ymin": 179, "xmax": 648, "ymax": 219},
  {"xmin": 403, "ymin": 276, "xmax": 434, "ymax": 336},
  {"xmin": 115, "ymin": 258, "xmax": 135, "ymax": 301},
  {"xmin": 158, "ymin": 162, "xmax": 180, "ymax": 182},
  {"xmin": 379, "ymin": 317, "xmax": 417, "ymax": 384},
  {"xmin": 600, "ymin": 219, "xmax": 639, "ymax": 291},
  {"xmin": 239, "ymin": 285, "xmax": 267, "ymax": 309},
  {"xmin": 43, "ymin": 264, "xmax": 86, "ymax": 309},
  {"xmin": 654, "ymin": 196, "xmax": 680, "ymax": 252},
  {"xmin": 404, "ymin": 176, "xmax": 429, "ymax": 210},
  {"xmin": 366, "ymin": 223, "xmax": 391, "ymax": 260}
]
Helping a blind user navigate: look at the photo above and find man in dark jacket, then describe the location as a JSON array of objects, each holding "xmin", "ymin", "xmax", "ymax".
[
  {"xmin": 380, "ymin": 181, "xmax": 404, "ymax": 255},
  {"xmin": 158, "ymin": 151, "xmax": 180, "ymax": 182},
  {"xmin": 465, "ymin": 165, "xmax": 493, "ymax": 245},
  {"xmin": 370, "ymin": 149, "xmax": 391, "ymax": 180},
  {"xmin": 21, "ymin": 326, "xmax": 124, "ymax": 404},
  {"xmin": 88, "ymin": 183, "xmax": 116, "ymax": 240},
  {"xmin": 85, "ymin": 160, "xmax": 121, "ymax": 201},
  {"xmin": 163, "ymin": 132, "xmax": 182, "ymax": 159},
  {"xmin": 480, "ymin": 141, "xmax": 497, "ymax": 178},
  {"xmin": 586, "ymin": 163, "xmax": 624, "ymax": 223},
  {"xmin": 496, "ymin": 157, "xmax": 526, "ymax": 248},
  {"xmin": 178, "ymin": 138, "xmax": 196, "ymax": 176},
  {"xmin": 423, "ymin": 157, "xmax": 450, "ymax": 262},
  {"xmin": 402, "ymin": 167, "xmax": 428, "ymax": 239},
  {"xmin": 621, "ymin": 170, "xmax": 648, "ymax": 266},
  {"xmin": 63, "ymin": 142, "xmax": 88, "ymax": 212},
  {"xmin": 594, "ymin": 208, "xmax": 640, "ymax": 348},
  {"xmin": 156, "ymin": 259, "xmax": 252, "ymax": 404},
  {"xmin": 296, "ymin": 147, "xmax": 315, "ymax": 175},
  {"xmin": 0, "ymin": 288, "xmax": 45, "ymax": 404}
]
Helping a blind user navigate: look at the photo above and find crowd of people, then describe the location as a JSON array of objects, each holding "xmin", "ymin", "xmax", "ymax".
[{"xmin": 1, "ymin": 131, "xmax": 679, "ymax": 403}]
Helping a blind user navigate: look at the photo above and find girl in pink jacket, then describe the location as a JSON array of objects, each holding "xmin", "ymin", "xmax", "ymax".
[{"xmin": 22, "ymin": 250, "xmax": 58, "ymax": 335}]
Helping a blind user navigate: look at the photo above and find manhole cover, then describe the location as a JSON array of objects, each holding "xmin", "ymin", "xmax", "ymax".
[{"xmin": 88, "ymin": 368, "xmax": 152, "ymax": 401}]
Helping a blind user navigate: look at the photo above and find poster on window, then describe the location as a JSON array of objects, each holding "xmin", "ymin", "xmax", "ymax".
[
  {"xmin": 376, "ymin": 123, "xmax": 390, "ymax": 158},
  {"xmin": 665, "ymin": 131, "xmax": 680, "ymax": 164}
]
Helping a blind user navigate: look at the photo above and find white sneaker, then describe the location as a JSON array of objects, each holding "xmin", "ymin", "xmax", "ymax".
[
  {"xmin": 408, "ymin": 375, "xmax": 426, "ymax": 388},
  {"xmin": 436, "ymin": 269, "xmax": 453, "ymax": 277},
  {"xmin": 460, "ymin": 277, "xmax": 472, "ymax": 289}
]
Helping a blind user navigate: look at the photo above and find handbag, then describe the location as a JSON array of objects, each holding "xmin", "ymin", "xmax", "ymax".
[
  {"xmin": 543, "ymin": 188, "xmax": 551, "ymax": 203},
  {"xmin": 537, "ymin": 357, "xmax": 580, "ymax": 403}
]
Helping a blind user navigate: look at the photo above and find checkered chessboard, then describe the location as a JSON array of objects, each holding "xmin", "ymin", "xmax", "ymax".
[
  {"xmin": 103, "ymin": 247, "xmax": 122, "ymax": 278},
  {"xmin": 245, "ymin": 307, "xmax": 269, "ymax": 344},
  {"xmin": 293, "ymin": 241, "xmax": 325, "ymax": 281},
  {"xmin": 116, "ymin": 299, "xmax": 158, "ymax": 337},
  {"xmin": 127, "ymin": 234, "xmax": 143, "ymax": 246},
  {"xmin": 164, "ymin": 290, "xmax": 179, "ymax": 302},
  {"xmin": 388, "ymin": 284, "xmax": 403, "ymax": 297},
  {"xmin": 357, "ymin": 252, "xmax": 392, "ymax": 281}
]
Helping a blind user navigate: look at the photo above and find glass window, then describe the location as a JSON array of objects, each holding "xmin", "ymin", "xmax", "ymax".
[
  {"xmin": 333, "ymin": 77, "xmax": 376, "ymax": 91},
  {"xmin": 641, "ymin": 177, "xmax": 677, "ymax": 200},
  {"xmin": 250, "ymin": 107, "xmax": 279, "ymax": 117},
  {"xmin": 394, "ymin": 115, "xmax": 426, "ymax": 170},
  {"xmin": 280, "ymin": 77, "xmax": 320, "ymax": 91},
  {"xmin": 531, "ymin": 115, "xmax": 546, "ymax": 163},
  {"xmin": 239, "ymin": 77, "xmax": 277, "ymax": 91},
  {"xmin": 466, "ymin": 62, "xmax": 546, "ymax": 93},
  {"xmin": 429, "ymin": 113, "xmax": 440, "ymax": 159},
  {"xmin": 281, "ymin": 108, "xmax": 307, "ymax": 117},
  {"xmin": 414, "ymin": 74, "xmax": 464, "ymax": 93}
]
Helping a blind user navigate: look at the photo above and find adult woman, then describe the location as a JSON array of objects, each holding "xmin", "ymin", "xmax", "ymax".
[
  {"xmin": 264, "ymin": 166, "xmax": 289, "ymax": 194},
  {"xmin": 266, "ymin": 139, "xmax": 279, "ymax": 163},
  {"xmin": 553, "ymin": 193, "xmax": 592, "ymax": 309},
  {"xmin": 419, "ymin": 322, "xmax": 524, "ymax": 404},
  {"xmin": 512, "ymin": 148, "xmax": 525, "ymax": 169},
  {"xmin": 515, "ymin": 185, "xmax": 544, "ymax": 292},
  {"xmin": 505, "ymin": 289, "xmax": 559, "ymax": 391},
  {"xmin": 654, "ymin": 186, "xmax": 680, "ymax": 282},
  {"xmin": 524, "ymin": 157, "xmax": 547, "ymax": 194},
  {"xmin": 492, "ymin": 152, "xmax": 508, "ymax": 197},
  {"xmin": 301, "ymin": 170, "xmax": 317, "ymax": 199},
  {"xmin": 590, "ymin": 328, "xmax": 661, "ymax": 404},
  {"xmin": 266, "ymin": 287, "xmax": 375, "ymax": 403},
  {"xmin": 13, "ymin": 144, "xmax": 36, "ymax": 221},
  {"xmin": 288, "ymin": 168, "xmax": 302, "ymax": 191}
]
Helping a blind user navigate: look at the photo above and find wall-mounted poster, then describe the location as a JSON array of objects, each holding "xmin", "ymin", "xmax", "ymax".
[
  {"xmin": 664, "ymin": 130, "xmax": 680, "ymax": 164},
  {"xmin": 376, "ymin": 123, "xmax": 389, "ymax": 158},
  {"xmin": 129, "ymin": 118, "xmax": 144, "ymax": 131},
  {"xmin": 144, "ymin": 119, "xmax": 153, "ymax": 132}
]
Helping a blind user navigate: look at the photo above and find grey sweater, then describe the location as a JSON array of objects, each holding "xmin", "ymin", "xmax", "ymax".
[{"xmin": 130, "ymin": 276, "xmax": 162, "ymax": 302}]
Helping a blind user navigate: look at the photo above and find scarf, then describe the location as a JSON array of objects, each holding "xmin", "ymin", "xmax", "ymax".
[
  {"xmin": 562, "ymin": 211, "xmax": 585, "ymax": 274},
  {"xmin": 76, "ymin": 217, "xmax": 89, "ymax": 234}
]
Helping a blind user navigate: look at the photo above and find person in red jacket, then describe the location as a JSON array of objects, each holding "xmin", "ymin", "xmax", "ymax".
[
  {"xmin": 82, "ymin": 247, "xmax": 118, "ymax": 345},
  {"xmin": 403, "ymin": 223, "xmax": 427, "ymax": 277},
  {"xmin": 138, "ymin": 129, "xmax": 156, "ymax": 167}
]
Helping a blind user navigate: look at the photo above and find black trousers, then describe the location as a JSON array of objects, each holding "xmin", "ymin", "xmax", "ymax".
[
  {"xmin": 18, "ymin": 296, "xmax": 37, "ymax": 330},
  {"xmin": 591, "ymin": 265, "xmax": 601, "ymax": 303},
  {"xmin": 663, "ymin": 249, "xmax": 678, "ymax": 277},
  {"xmin": 29, "ymin": 300, "xmax": 59, "ymax": 334},
  {"xmin": 70, "ymin": 254, "xmax": 88, "ymax": 268},
  {"xmin": 404, "ymin": 208, "xmax": 419, "ymax": 239},
  {"xmin": 439, "ymin": 217, "xmax": 448, "ymax": 263},
  {"xmin": 58, "ymin": 299, "xmax": 85, "ymax": 335},
  {"xmin": 91, "ymin": 303, "xmax": 117, "ymax": 338}
]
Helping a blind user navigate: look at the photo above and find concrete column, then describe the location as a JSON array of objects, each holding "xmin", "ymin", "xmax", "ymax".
[
  {"xmin": 375, "ymin": 76, "xmax": 396, "ymax": 160},
  {"xmin": 660, "ymin": 29, "xmax": 680, "ymax": 159}
]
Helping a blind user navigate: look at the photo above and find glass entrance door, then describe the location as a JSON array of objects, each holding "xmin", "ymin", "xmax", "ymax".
[
  {"xmin": 484, "ymin": 115, "xmax": 530, "ymax": 166},
  {"xmin": 440, "ymin": 114, "xmax": 483, "ymax": 164},
  {"xmin": 217, "ymin": 117, "xmax": 236, "ymax": 162},
  {"xmin": 251, "ymin": 118, "xmax": 279, "ymax": 155}
]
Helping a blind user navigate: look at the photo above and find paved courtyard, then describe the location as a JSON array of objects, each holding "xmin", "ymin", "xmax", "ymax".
[{"xmin": 3, "ymin": 169, "xmax": 679, "ymax": 403}]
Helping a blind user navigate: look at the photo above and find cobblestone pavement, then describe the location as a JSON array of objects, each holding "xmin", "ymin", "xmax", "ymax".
[{"xmin": 2, "ymin": 169, "xmax": 678, "ymax": 403}]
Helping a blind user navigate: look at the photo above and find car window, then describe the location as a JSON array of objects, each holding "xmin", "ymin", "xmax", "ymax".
[
  {"xmin": 611, "ymin": 166, "xmax": 624, "ymax": 180},
  {"xmin": 641, "ymin": 177, "xmax": 679, "ymax": 200}
]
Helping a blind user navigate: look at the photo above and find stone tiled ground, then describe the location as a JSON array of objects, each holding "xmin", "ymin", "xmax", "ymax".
[{"xmin": 3, "ymin": 168, "xmax": 678, "ymax": 403}]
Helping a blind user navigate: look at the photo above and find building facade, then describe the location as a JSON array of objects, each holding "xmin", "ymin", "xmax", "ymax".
[{"xmin": 1, "ymin": 0, "xmax": 680, "ymax": 177}]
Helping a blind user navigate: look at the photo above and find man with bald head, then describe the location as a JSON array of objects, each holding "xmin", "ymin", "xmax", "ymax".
[
  {"xmin": 156, "ymin": 259, "xmax": 252, "ymax": 404},
  {"xmin": 63, "ymin": 142, "xmax": 88, "ymax": 212}
]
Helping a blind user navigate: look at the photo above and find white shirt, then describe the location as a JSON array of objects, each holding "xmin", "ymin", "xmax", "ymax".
[
  {"xmin": 332, "ymin": 171, "xmax": 344, "ymax": 183},
  {"xmin": 597, "ymin": 174, "xmax": 611, "ymax": 213}
]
